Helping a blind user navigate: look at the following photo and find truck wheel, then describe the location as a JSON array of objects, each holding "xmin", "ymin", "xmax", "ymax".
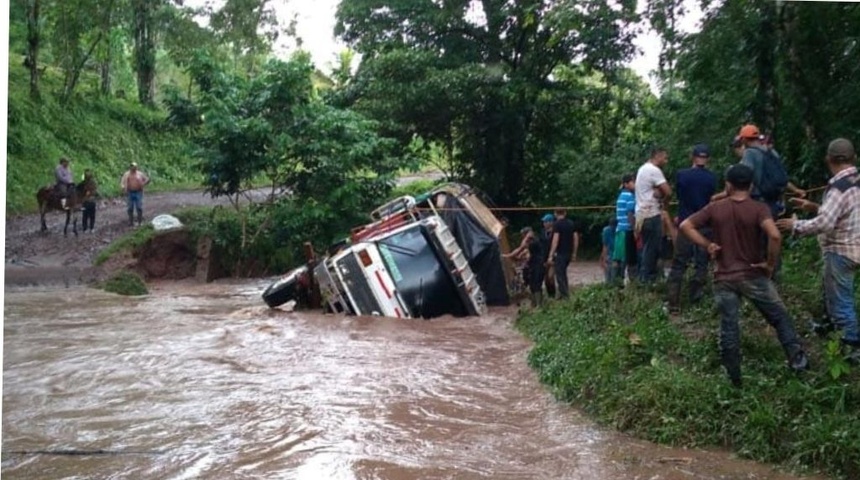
[{"xmin": 262, "ymin": 266, "xmax": 308, "ymax": 308}]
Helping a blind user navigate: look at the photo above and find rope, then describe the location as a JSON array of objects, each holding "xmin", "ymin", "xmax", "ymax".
[{"xmin": 413, "ymin": 183, "xmax": 829, "ymax": 213}]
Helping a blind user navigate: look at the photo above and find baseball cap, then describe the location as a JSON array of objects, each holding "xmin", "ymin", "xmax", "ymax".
[
  {"xmin": 738, "ymin": 124, "xmax": 761, "ymax": 139},
  {"xmin": 692, "ymin": 143, "xmax": 710, "ymax": 157},
  {"xmin": 541, "ymin": 213, "xmax": 555, "ymax": 223},
  {"xmin": 130, "ymin": 161, "xmax": 138, "ymax": 167},
  {"xmin": 725, "ymin": 164, "xmax": 754, "ymax": 186},
  {"xmin": 827, "ymin": 138, "xmax": 856, "ymax": 161}
]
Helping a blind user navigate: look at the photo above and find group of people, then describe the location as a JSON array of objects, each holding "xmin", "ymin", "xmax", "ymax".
[
  {"xmin": 506, "ymin": 210, "xmax": 582, "ymax": 308},
  {"xmin": 53, "ymin": 157, "xmax": 152, "ymax": 229},
  {"xmin": 512, "ymin": 124, "xmax": 860, "ymax": 387}
]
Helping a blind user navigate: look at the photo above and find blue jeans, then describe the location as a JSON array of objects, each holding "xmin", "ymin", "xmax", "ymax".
[
  {"xmin": 823, "ymin": 252, "xmax": 859, "ymax": 343},
  {"xmin": 713, "ymin": 277, "xmax": 803, "ymax": 380},
  {"xmin": 554, "ymin": 253, "xmax": 571, "ymax": 299},
  {"xmin": 638, "ymin": 215, "xmax": 662, "ymax": 284},
  {"xmin": 127, "ymin": 190, "xmax": 143, "ymax": 216}
]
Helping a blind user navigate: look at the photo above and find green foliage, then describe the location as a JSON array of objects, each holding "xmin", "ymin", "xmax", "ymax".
[
  {"xmin": 188, "ymin": 52, "xmax": 406, "ymax": 252},
  {"xmin": 94, "ymin": 225, "xmax": 156, "ymax": 266},
  {"xmin": 102, "ymin": 270, "xmax": 149, "ymax": 296},
  {"xmin": 335, "ymin": 0, "xmax": 642, "ymax": 208},
  {"xmin": 387, "ymin": 179, "xmax": 443, "ymax": 200},
  {"xmin": 517, "ymin": 250, "xmax": 860, "ymax": 478},
  {"xmin": 5, "ymin": 60, "xmax": 199, "ymax": 214}
]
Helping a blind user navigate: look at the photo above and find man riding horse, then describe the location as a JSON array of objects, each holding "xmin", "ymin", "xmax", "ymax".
[
  {"xmin": 55, "ymin": 157, "xmax": 74, "ymax": 210},
  {"xmin": 38, "ymin": 157, "xmax": 84, "ymax": 236}
]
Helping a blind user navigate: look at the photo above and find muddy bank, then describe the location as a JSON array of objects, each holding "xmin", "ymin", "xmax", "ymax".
[{"xmin": 4, "ymin": 190, "xmax": 233, "ymax": 287}]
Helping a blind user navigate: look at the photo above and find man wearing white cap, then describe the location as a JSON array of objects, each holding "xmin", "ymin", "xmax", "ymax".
[{"xmin": 120, "ymin": 162, "xmax": 150, "ymax": 227}]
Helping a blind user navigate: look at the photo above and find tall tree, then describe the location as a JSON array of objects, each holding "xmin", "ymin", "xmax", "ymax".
[
  {"xmin": 131, "ymin": 0, "xmax": 158, "ymax": 105},
  {"xmin": 209, "ymin": 0, "xmax": 278, "ymax": 74},
  {"xmin": 336, "ymin": 0, "xmax": 639, "ymax": 207},
  {"xmin": 24, "ymin": 0, "xmax": 43, "ymax": 99}
]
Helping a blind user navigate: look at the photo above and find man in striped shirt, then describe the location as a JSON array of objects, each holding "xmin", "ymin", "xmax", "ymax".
[
  {"xmin": 612, "ymin": 173, "xmax": 637, "ymax": 284},
  {"xmin": 777, "ymin": 138, "xmax": 860, "ymax": 356}
]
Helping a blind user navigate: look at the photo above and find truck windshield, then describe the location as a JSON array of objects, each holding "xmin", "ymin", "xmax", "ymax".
[{"xmin": 376, "ymin": 227, "xmax": 469, "ymax": 318}]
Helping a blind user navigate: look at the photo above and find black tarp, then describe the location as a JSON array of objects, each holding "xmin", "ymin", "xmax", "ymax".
[{"xmin": 437, "ymin": 195, "xmax": 510, "ymax": 306}]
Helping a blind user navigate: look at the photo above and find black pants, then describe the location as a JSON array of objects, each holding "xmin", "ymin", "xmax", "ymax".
[{"xmin": 82, "ymin": 200, "xmax": 96, "ymax": 231}]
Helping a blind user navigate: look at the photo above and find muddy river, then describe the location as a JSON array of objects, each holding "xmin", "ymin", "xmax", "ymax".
[{"xmin": 3, "ymin": 271, "xmax": 824, "ymax": 479}]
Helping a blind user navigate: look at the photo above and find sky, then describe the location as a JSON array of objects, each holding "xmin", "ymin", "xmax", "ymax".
[{"xmin": 275, "ymin": 0, "xmax": 707, "ymax": 93}]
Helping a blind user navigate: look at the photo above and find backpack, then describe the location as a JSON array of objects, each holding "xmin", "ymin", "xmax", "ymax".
[{"xmin": 752, "ymin": 147, "xmax": 788, "ymax": 201}]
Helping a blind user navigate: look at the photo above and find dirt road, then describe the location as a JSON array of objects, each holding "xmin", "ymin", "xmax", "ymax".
[{"xmin": 4, "ymin": 190, "xmax": 233, "ymax": 286}]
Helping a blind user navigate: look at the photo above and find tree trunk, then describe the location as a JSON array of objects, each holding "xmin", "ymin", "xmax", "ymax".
[
  {"xmin": 100, "ymin": 58, "xmax": 112, "ymax": 96},
  {"xmin": 754, "ymin": 0, "xmax": 778, "ymax": 135},
  {"xmin": 25, "ymin": 0, "xmax": 41, "ymax": 100},
  {"xmin": 779, "ymin": 2, "xmax": 818, "ymax": 145},
  {"xmin": 132, "ymin": 0, "xmax": 157, "ymax": 106},
  {"xmin": 61, "ymin": 33, "xmax": 103, "ymax": 103},
  {"xmin": 100, "ymin": 4, "xmax": 114, "ymax": 96}
]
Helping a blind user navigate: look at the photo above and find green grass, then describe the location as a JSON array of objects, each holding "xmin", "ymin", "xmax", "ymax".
[
  {"xmin": 5, "ymin": 57, "xmax": 201, "ymax": 214},
  {"xmin": 102, "ymin": 270, "xmax": 148, "ymax": 296},
  {"xmin": 517, "ymin": 239, "xmax": 860, "ymax": 479},
  {"xmin": 94, "ymin": 225, "xmax": 157, "ymax": 266}
]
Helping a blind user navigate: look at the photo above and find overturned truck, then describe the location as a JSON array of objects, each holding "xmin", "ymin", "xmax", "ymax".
[{"xmin": 262, "ymin": 183, "xmax": 513, "ymax": 318}]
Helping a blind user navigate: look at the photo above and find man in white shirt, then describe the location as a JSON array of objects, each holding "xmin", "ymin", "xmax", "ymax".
[{"xmin": 635, "ymin": 147, "xmax": 672, "ymax": 284}]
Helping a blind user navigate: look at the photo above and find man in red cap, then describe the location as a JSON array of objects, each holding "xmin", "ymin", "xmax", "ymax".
[{"xmin": 738, "ymin": 124, "xmax": 788, "ymax": 217}]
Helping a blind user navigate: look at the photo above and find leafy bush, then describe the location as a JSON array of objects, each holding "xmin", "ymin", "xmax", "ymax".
[
  {"xmin": 518, "ymin": 267, "xmax": 860, "ymax": 478},
  {"xmin": 102, "ymin": 270, "xmax": 148, "ymax": 296},
  {"xmin": 94, "ymin": 225, "xmax": 157, "ymax": 266}
]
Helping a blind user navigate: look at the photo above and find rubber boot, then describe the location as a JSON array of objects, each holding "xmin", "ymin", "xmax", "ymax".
[
  {"xmin": 689, "ymin": 280, "xmax": 705, "ymax": 305},
  {"xmin": 136, "ymin": 211, "xmax": 143, "ymax": 226},
  {"xmin": 666, "ymin": 280, "xmax": 682, "ymax": 315},
  {"xmin": 531, "ymin": 292, "xmax": 543, "ymax": 308},
  {"xmin": 61, "ymin": 198, "xmax": 68, "ymax": 210},
  {"xmin": 128, "ymin": 212, "xmax": 134, "ymax": 227}
]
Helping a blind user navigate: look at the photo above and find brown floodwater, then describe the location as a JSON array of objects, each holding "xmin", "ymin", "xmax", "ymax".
[{"xmin": 2, "ymin": 273, "xmax": 826, "ymax": 479}]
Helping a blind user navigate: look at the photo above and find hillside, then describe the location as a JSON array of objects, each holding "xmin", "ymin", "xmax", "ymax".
[{"xmin": 5, "ymin": 58, "xmax": 201, "ymax": 214}]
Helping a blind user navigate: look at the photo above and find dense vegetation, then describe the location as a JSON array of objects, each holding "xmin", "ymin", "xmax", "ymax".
[
  {"xmin": 517, "ymin": 237, "xmax": 860, "ymax": 479},
  {"xmin": 7, "ymin": 1, "xmax": 860, "ymax": 474},
  {"xmin": 9, "ymin": 0, "xmax": 860, "ymax": 248}
]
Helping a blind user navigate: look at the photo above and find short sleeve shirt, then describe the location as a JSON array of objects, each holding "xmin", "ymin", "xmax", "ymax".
[
  {"xmin": 686, "ymin": 197, "xmax": 772, "ymax": 281},
  {"xmin": 635, "ymin": 162, "xmax": 667, "ymax": 219},
  {"xmin": 553, "ymin": 218, "xmax": 577, "ymax": 256},
  {"xmin": 602, "ymin": 225, "xmax": 615, "ymax": 259},
  {"xmin": 615, "ymin": 189, "xmax": 635, "ymax": 232},
  {"xmin": 676, "ymin": 167, "xmax": 717, "ymax": 221}
]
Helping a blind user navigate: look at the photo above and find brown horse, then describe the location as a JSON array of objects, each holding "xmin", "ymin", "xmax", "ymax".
[{"xmin": 37, "ymin": 181, "xmax": 85, "ymax": 236}]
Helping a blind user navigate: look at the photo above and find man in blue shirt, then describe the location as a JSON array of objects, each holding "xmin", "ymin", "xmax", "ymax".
[
  {"xmin": 667, "ymin": 143, "xmax": 717, "ymax": 314},
  {"xmin": 612, "ymin": 173, "xmax": 637, "ymax": 284}
]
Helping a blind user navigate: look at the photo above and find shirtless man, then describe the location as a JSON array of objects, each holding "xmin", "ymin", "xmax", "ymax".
[{"xmin": 120, "ymin": 162, "xmax": 150, "ymax": 227}]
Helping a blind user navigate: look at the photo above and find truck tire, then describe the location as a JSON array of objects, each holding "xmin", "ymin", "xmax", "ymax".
[{"xmin": 262, "ymin": 266, "xmax": 308, "ymax": 308}]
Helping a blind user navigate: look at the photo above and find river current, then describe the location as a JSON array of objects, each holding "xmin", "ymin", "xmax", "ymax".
[{"xmin": 2, "ymin": 273, "xmax": 823, "ymax": 479}]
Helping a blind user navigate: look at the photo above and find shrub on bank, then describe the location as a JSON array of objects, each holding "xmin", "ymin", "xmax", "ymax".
[
  {"xmin": 517, "ymin": 239, "xmax": 860, "ymax": 479},
  {"xmin": 102, "ymin": 270, "xmax": 148, "ymax": 296}
]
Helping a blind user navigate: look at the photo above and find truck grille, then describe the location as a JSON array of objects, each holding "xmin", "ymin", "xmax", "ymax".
[{"xmin": 336, "ymin": 254, "xmax": 382, "ymax": 315}]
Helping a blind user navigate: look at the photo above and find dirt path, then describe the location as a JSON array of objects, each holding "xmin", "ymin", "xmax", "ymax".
[
  {"xmin": 5, "ymin": 173, "xmax": 448, "ymax": 287},
  {"xmin": 4, "ymin": 190, "xmax": 235, "ymax": 286}
]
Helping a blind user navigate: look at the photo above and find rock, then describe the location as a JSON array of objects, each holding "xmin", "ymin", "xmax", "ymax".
[{"xmin": 151, "ymin": 214, "xmax": 183, "ymax": 231}]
